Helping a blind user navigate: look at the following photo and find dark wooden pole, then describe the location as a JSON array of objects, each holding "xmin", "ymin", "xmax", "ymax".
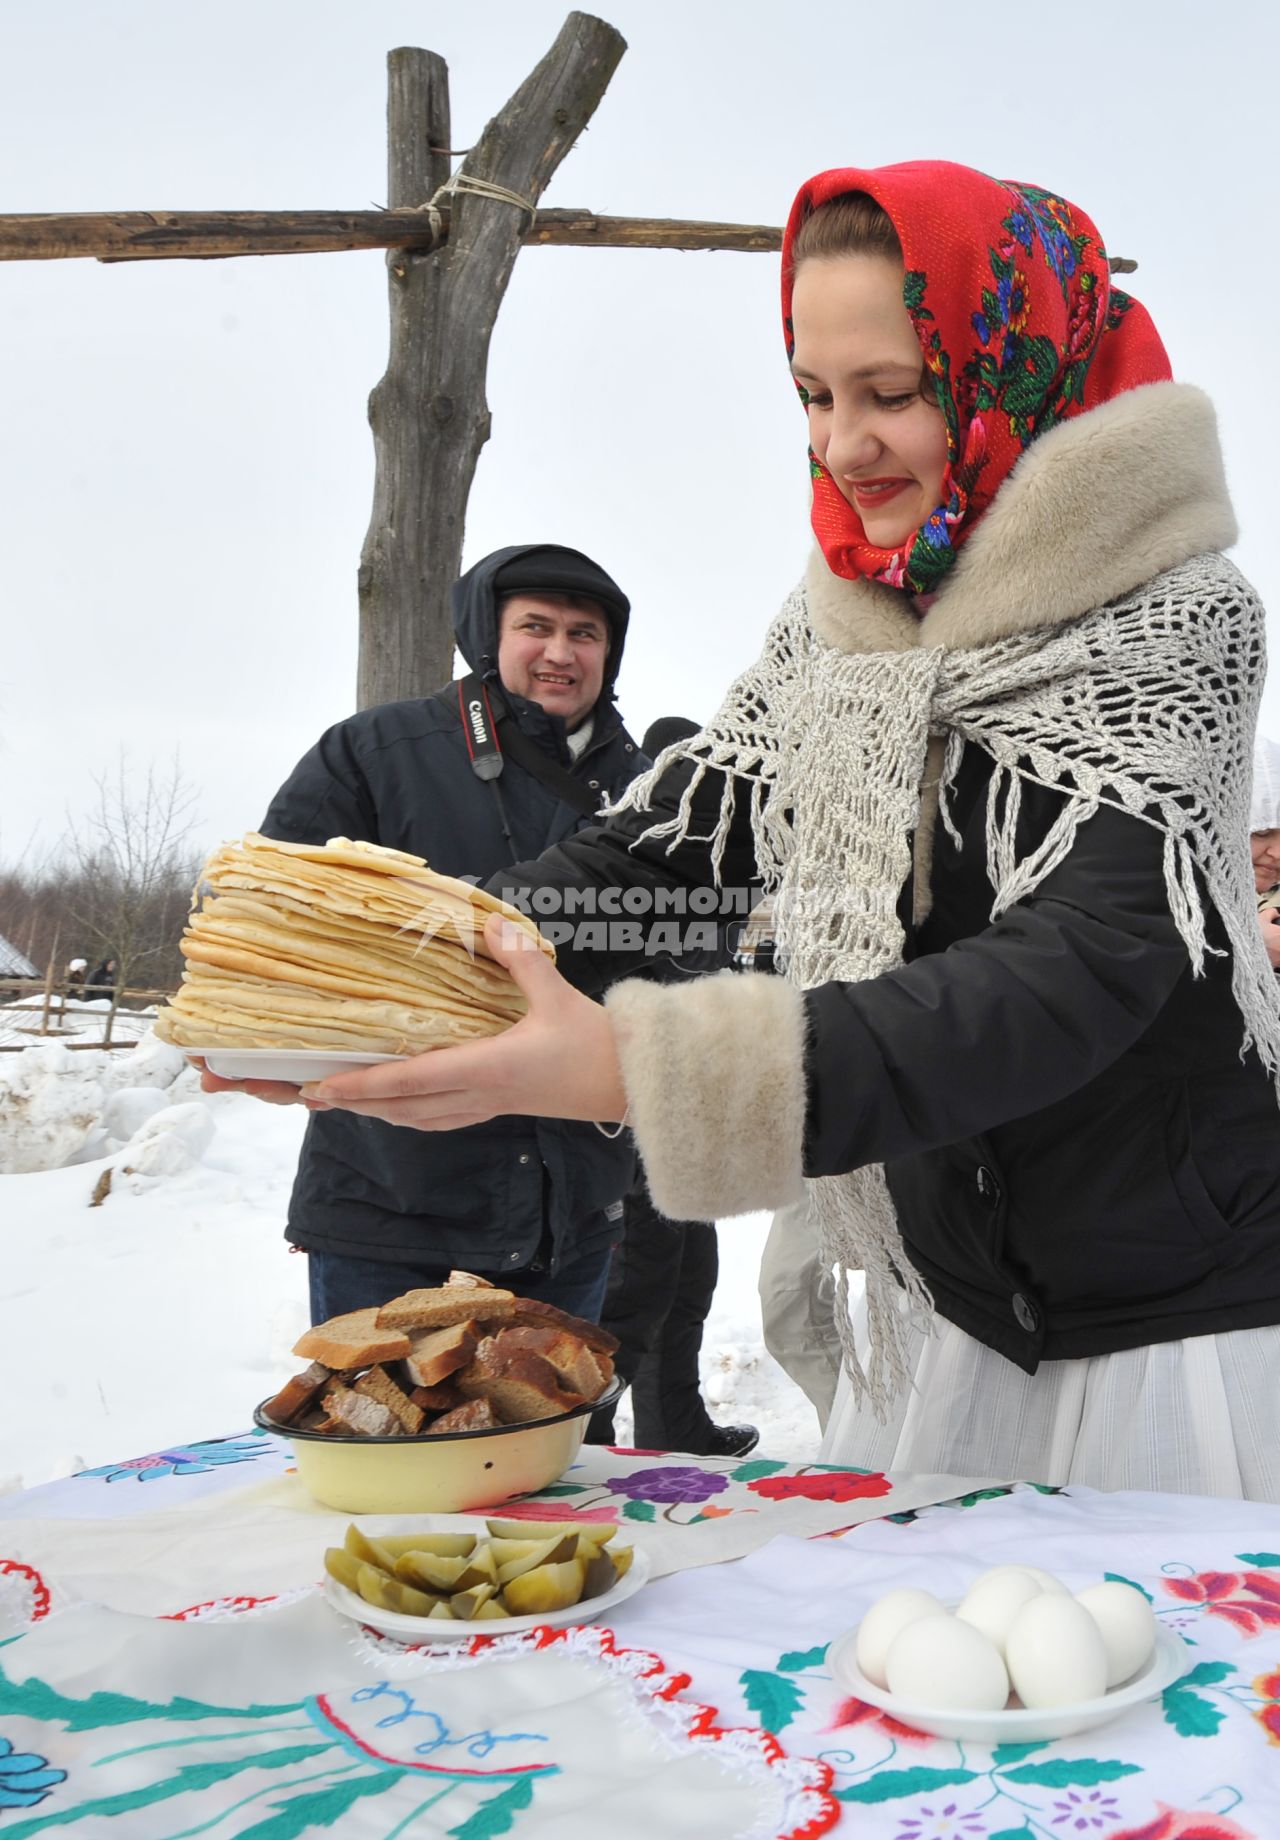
[
  {"xmin": 0, "ymin": 208, "xmax": 782, "ymax": 262},
  {"xmin": 356, "ymin": 11, "xmax": 627, "ymax": 710},
  {"xmin": 39, "ymin": 930, "xmax": 60, "ymax": 1037},
  {"xmin": 357, "ymin": 47, "xmax": 455, "ymax": 704}
]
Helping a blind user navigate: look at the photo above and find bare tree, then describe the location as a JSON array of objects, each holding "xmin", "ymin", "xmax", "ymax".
[{"xmin": 62, "ymin": 755, "xmax": 203, "ymax": 1043}]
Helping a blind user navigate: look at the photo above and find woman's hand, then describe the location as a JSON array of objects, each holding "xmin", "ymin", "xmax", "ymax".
[{"xmin": 296, "ymin": 914, "xmax": 628, "ymax": 1132}]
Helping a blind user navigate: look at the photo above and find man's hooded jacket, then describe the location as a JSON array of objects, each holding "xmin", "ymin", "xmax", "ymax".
[{"xmin": 262, "ymin": 544, "xmax": 645, "ymax": 1275}]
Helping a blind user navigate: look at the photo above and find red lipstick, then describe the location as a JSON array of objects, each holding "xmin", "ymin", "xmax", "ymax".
[{"xmin": 851, "ymin": 477, "xmax": 913, "ymax": 508}]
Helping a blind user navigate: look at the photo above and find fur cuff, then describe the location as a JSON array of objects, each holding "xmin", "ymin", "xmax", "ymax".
[{"xmin": 605, "ymin": 972, "xmax": 808, "ymax": 1221}]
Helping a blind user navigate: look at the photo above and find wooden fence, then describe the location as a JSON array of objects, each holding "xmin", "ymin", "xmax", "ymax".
[{"xmin": 0, "ymin": 977, "xmax": 174, "ymax": 1051}]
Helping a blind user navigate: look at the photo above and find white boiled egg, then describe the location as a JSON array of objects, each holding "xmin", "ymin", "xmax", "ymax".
[
  {"xmin": 968, "ymin": 1562, "xmax": 1069, "ymax": 1597},
  {"xmin": 884, "ymin": 1613, "xmax": 1010, "ymax": 1711},
  {"xmin": 956, "ymin": 1568, "xmax": 1044, "ymax": 1655},
  {"xmin": 1075, "ymin": 1582, "xmax": 1157, "ymax": 1687},
  {"xmin": 1005, "ymin": 1594, "xmax": 1108, "ymax": 1708},
  {"xmin": 1018, "ymin": 1565, "xmax": 1071, "ymax": 1596},
  {"xmin": 854, "ymin": 1587, "xmax": 947, "ymax": 1689}
]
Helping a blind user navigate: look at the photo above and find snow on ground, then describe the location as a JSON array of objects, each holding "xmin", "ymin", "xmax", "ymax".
[{"xmin": 0, "ymin": 1032, "xmax": 824, "ymax": 1492}]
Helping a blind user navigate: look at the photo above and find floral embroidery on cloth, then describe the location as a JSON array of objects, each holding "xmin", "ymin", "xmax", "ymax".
[
  {"xmin": 606, "ymin": 1489, "xmax": 1280, "ymax": 1839},
  {"xmin": 0, "ymin": 1601, "xmax": 838, "ymax": 1839},
  {"xmin": 74, "ymin": 1432, "xmax": 271, "ymax": 1483}
]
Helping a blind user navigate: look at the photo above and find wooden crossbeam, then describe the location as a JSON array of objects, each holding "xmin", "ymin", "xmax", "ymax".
[{"xmin": 0, "ymin": 207, "xmax": 781, "ymax": 263}]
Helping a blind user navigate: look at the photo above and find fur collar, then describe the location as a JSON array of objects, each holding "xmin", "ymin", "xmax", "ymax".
[{"xmin": 805, "ymin": 382, "xmax": 1237, "ymax": 656}]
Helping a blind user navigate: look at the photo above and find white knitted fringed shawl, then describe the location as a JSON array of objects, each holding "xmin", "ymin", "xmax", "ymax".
[{"xmin": 612, "ymin": 383, "xmax": 1280, "ymax": 1409}]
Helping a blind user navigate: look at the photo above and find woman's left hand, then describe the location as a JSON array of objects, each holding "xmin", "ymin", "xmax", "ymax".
[{"xmin": 300, "ymin": 914, "xmax": 627, "ymax": 1131}]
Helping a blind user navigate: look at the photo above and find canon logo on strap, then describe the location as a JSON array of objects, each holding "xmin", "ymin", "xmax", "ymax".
[{"xmin": 467, "ymin": 698, "xmax": 487, "ymax": 744}]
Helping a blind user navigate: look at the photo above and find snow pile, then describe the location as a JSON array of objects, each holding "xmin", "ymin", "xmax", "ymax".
[
  {"xmin": 0, "ymin": 1043, "xmax": 311, "ymax": 1488},
  {"xmin": 0, "ymin": 1042, "xmax": 107, "ymax": 1174},
  {"xmin": 0, "ymin": 1034, "xmax": 192, "ymax": 1173},
  {"xmin": 0, "ymin": 1033, "xmax": 824, "ymax": 1489}
]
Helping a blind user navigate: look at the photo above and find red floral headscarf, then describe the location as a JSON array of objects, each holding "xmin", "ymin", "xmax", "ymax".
[{"xmin": 782, "ymin": 161, "xmax": 1173, "ymax": 593}]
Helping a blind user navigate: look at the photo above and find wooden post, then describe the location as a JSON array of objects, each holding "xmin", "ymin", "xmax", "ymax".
[
  {"xmin": 357, "ymin": 47, "xmax": 454, "ymax": 705},
  {"xmin": 39, "ymin": 930, "xmax": 60, "ymax": 1036},
  {"xmin": 356, "ymin": 12, "xmax": 627, "ymax": 710}
]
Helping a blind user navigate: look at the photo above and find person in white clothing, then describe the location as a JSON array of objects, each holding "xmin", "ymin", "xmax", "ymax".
[{"xmin": 272, "ymin": 163, "xmax": 1280, "ymax": 1501}]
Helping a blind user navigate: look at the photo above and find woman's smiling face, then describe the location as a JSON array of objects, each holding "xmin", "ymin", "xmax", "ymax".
[{"xmin": 790, "ymin": 253, "xmax": 949, "ymax": 551}]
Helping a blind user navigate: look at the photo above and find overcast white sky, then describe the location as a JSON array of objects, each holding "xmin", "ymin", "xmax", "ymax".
[{"xmin": 1, "ymin": 0, "xmax": 1276, "ymax": 862}]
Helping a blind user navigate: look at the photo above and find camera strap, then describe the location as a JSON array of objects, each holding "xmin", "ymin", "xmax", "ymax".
[{"xmin": 456, "ymin": 673, "xmax": 600, "ymax": 818}]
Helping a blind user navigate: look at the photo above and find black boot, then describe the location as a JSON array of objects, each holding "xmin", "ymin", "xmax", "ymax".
[{"xmin": 686, "ymin": 1423, "xmax": 760, "ymax": 1459}]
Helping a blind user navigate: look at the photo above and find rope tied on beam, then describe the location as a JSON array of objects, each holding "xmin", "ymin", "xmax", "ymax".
[{"xmin": 415, "ymin": 171, "xmax": 538, "ymax": 243}]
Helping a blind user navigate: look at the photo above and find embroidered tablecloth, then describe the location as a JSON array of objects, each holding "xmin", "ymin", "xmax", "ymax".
[
  {"xmin": 2, "ymin": 1434, "xmax": 1278, "ymax": 1837},
  {"xmin": 0, "ymin": 1429, "xmax": 996, "ymax": 1614}
]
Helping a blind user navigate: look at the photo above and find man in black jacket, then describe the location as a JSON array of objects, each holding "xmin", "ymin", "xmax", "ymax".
[{"xmin": 258, "ymin": 544, "xmax": 646, "ymax": 1326}]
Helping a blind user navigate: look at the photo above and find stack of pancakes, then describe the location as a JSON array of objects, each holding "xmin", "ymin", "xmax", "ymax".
[{"xmin": 155, "ymin": 833, "xmax": 551, "ymax": 1055}]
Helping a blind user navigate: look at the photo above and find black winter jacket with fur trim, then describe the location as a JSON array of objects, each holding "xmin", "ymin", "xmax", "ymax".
[
  {"xmin": 499, "ymin": 734, "xmax": 1280, "ymax": 1369},
  {"xmin": 496, "ymin": 384, "xmax": 1280, "ymax": 1370}
]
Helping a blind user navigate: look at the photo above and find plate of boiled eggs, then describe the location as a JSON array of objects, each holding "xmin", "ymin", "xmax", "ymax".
[{"xmin": 829, "ymin": 1563, "xmax": 1188, "ymax": 1742}]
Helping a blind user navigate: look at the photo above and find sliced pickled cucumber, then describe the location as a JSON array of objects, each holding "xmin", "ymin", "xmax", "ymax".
[
  {"xmin": 472, "ymin": 1598, "xmax": 508, "ymax": 1621},
  {"xmin": 324, "ymin": 1547, "xmax": 364, "ymax": 1595},
  {"xmin": 487, "ymin": 1517, "xmax": 616, "ymax": 1545},
  {"xmin": 495, "ymin": 1534, "xmax": 579, "ymax": 1586},
  {"xmin": 610, "ymin": 1545, "xmax": 634, "ymax": 1580},
  {"xmin": 355, "ymin": 1562, "xmax": 439, "ymax": 1617},
  {"xmin": 426, "ymin": 1601, "xmax": 457, "ymax": 1621},
  {"xmin": 487, "ymin": 1538, "xmax": 548, "ymax": 1566},
  {"xmin": 375, "ymin": 1532, "xmax": 476, "ymax": 1559},
  {"xmin": 581, "ymin": 1551, "xmax": 618, "ymax": 1600},
  {"xmin": 450, "ymin": 1583, "xmax": 498, "ymax": 1620},
  {"xmin": 501, "ymin": 1556, "xmax": 587, "ymax": 1617},
  {"xmin": 394, "ymin": 1550, "xmax": 471, "ymax": 1592},
  {"xmin": 455, "ymin": 1545, "xmax": 500, "ymax": 1590},
  {"xmin": 344, "ymin": 1525, "xmax": 397, "ymax": 1571}
]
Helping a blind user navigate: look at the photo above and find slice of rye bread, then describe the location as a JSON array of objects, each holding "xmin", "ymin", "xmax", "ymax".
[
  {"xmin": 353, "ymin": 1365, "xmax": 425, "ymax": 1435},
  {"xmin": 296, "ymin": 1408, "xmax": 345, "ymax": 1435},
  {"xmin": 502, "ymin": 1295, "xmax": 620, "ymax": 1356},
  {"xmin": 262, "ymin": 1359, "xmax": 333, "ymax": 1425},
  {"xmin": 408, "ymin": 1379, "xmax": 465, "ymax": 1412},
  {"xmin": 294, "ymin": 1307, "xmax": 412, "ymax": 1368},
  {"xmin": 478, "ymin": 1325, "xmax": 609, "ymax": 1400},
  {"xmin": 456, "ymin": 1343, "xmax": 588, "ymax": 1424},
  {"xmin": 426, "ymin": 1397, "xmax": 499, "ymax": 1435},
  {"xmin": 375, "ymin": 1286, "xmax": 518, "ymax": 1332},
  {"xmin": 321, "ymin": 1380, "xmax": 402, "ymax": 1437},
  {"xmin": 403, "ymin": 1320, "xmax": 478, "ymax": 1388}
]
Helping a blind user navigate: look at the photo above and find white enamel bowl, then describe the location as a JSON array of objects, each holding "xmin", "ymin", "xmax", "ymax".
[{"xmin": 254, "ymin": 1376, "xmax": 622, "ymax": 1515}]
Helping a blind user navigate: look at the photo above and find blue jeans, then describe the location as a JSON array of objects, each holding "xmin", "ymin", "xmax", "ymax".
[{"xmin": 306, "ymin": 1238, "xmax": 615, "ymax": 1328}]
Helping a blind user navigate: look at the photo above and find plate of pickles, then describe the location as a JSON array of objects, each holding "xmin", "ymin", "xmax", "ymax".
[{"xmin": 322, "ymin": 1514, "xmax": 650, "ymax": 1642}]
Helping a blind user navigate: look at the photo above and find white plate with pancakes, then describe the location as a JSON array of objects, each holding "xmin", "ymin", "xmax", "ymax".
[
  {"xmin": 196, "ymin": 1048, "xmax": 402, "ymax": 1082},
  {"xmin": 156, "ymin": 834, "xmax": 553, "ymax": 1071}
]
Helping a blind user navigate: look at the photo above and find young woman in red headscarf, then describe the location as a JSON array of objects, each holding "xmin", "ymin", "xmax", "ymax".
[{"xmin": 269, "ymin": 163, "xmax": 1280, "ymax": 1500}]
